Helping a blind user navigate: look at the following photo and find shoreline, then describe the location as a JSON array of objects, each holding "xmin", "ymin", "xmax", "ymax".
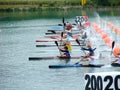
[{"xmin": 0, "ymin": 5, "xmax": 120, "ymax": 12}]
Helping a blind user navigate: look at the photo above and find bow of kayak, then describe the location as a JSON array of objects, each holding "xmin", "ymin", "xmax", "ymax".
[{"xmin": 49, "ymin": 64, "xmax": 104, "ymax": 68}]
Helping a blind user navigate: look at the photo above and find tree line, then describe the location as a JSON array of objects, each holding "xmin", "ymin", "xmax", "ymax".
[{"xmin": 89, "ymin": 0, "xmax": 120, "ymax": 7}]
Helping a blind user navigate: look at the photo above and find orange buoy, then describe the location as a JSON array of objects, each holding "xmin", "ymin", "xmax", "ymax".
[
  {"xmin": 98, "ymin": 29, "xmax": 103, "ymax": 34},
  {"xmin": 107, "ymin": 22, "xmax": 112, "ymax": 27},
  {"xmin": 112, "ymin": 26, "xmax": 117, "ymax": 32},
  {"xmin": 95, "ymin": 28, "xmax": 100, "ymax": 32},
  {"xmin": 113, "ymin": 47, "xmax": 120, "ymax": 56},
  {"xmin": 103, "ymin": 37, "xmax": 111, "ymax": 44},
  {"xmin": 116, "ymin": 29, "xmax": 120, "ymax": 34},
  {"xmin": 101, "ymin": 33, "xmax": 108, "ymax": 39}
]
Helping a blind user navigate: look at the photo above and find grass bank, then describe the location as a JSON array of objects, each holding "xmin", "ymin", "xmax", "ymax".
[
  {"xmin": 0, "ymin": 0, "xmax": 82, "ymax": 10},
  {"xmin": 0, "ymin": 0, "xmax": 120, "ymax": 11}
]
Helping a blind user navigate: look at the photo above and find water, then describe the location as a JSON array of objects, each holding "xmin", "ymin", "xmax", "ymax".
[{"xmin": 0, "ymin": 8, "xmax": 120, "ymax": 90}]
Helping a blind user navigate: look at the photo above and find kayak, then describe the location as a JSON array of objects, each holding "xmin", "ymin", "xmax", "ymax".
[
  {"xmin": 36, "ymin": 44, "xmax": 85, "ymax": 47},
  {"xmin": 45, "ymin": 31, "xmax": 80, "ymax": 35},
  {"xmin": 49, "ymin": 64, "xmax": 104, "ymax": 68},
  {"xmin": 36, "ymin": 39, "xmax": 83, "ymax": 42},
  {"xmin": 29, "ymin": 56, "xmax": 82, "ymax": 60},
  {"xmin": 48, "ymin": 29, "xmax": 79, "ymax": 32},
  {"xmin": 44, "ymin": 35, "xmax": 80, "ymax": 39},
  {"xmin": 111, "ymin": 63, "xmax": 120, "ymax": 67}
]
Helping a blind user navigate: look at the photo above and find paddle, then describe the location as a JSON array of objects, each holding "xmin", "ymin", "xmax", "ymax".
[
  {"xmin": 62, "ymin": 17, "xmax": 66, "ymax": 31},
  {"xmin": 55, "ymin": 41, "xmax": 62, "ymax": 55},
  {"xmin": 84, "ymin": 32, "xmax": 87, "ymax": 39},
  {"xmin": 55, "ymin": 41, "xmax": 59, "ymax": 48},
  {"xmin": 59, "ymin": 23, "xmax": 76, "ymax": 26},
  {"xmin": 61, "ymin": 32, "xmax": 64, "ymax": 38},
  {"xmin": 102, "ymin": 41, "xmax": 116, "ymax": 68},
  {"xmin": 76, "ymin": 39, "xmax": 86, "ymax": 55},
  {"xmin": 75, "ymin": 39, "xmax": 86, "ymax": 64},
  {"xmin": 62, "ymin": 17, "xmax": 65, "ymax": 25},
  {"xmin": 59, "ymin": 32, "xmax": 64, "ymax": 48},
  {"xmin": 45, "ymin": 32, "xmax": 56, "ymax": 35},
  {"xmin": 58, "ymin": 24, "xmax": 63, "ymax": 26},
  {"xmin": 47, "ymin": 30, "xmax": 56, "ymax": 34},
  {"xmin": 111, "ymin": 41, "xmax": 115, "ymax": 55},
  {"xmin": 76, "ymin": 39, "xmax": 81, "ymax": 45},
  {"xmin": 75, "ymin": 56, "xmax": 85, "ymax": 64}
]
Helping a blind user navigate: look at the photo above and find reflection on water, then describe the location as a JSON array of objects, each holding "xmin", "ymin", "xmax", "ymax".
[
  {"xmin": 0, "ymin": 9, "xmax": 120, "ymax": 90},
  {"xmin": 1, "ymin": 8, "xmax": 120, "ymax": 21}
]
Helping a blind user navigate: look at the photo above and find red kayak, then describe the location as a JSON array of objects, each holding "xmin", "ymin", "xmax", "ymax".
[
  {"xmin": 36, "ymin": 39, "xmax": 83, "ymax": 42},
  {"xmin": 29, "ymin": 56, "xmax": 82, "ymax": 60},
  {"xmin": 44, "ymin": 34, "xmax": 80, "ymax": 39}
]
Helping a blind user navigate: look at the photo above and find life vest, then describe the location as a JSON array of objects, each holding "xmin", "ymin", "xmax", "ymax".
[{"xmin": 66, "ymin": 44, "xmax": 72, "ymax": 51}]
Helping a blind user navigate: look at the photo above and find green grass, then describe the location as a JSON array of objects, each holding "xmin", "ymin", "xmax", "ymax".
[
  {"xmin": 0, "ymin": 0, "xmax": 83, "ymax": 10},
  {"xmin": 0, "ymin": 0, "xmax": 82, "ymax": 10},
  {"xmin": 0, "ymin": 0, "xmax": 81, "ymax": 5},
  {"xmin": 0, "ymin": 0, "xmax": 120, "ymax": 6},
  {"xmin": 108, "ymin": 0, "xmax": 120, "ymax": 5},
  {"xmin": 0, "ymin": 0, "xmax": 120, "ymax": 10}
]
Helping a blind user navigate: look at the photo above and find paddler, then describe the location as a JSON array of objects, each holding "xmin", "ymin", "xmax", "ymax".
[
  {"xmin": 60, "ymin": 39, "xmax": 72, "ymax": 54},
  {"xmin": 76, "ymin": 44, "xmax": 96, "ymax": 65},
  {"xmin": 59, "ymin": 46, "xmax": 71, "ymax": 58},
  {"xmin": 77, "ymin": 22, "xmax": 85, "ymax": 30},
  {"xmin": 55, "ymin": 40, "xmax": 71, "ymax": 59},
  {"xmin": 65, "ymin": 22, "xmax": 73, "ymax": 37},
  {"xmin": 111, "ymin": 53, "xmax": 120, "ymax": 67},
  {"xmin": 77, "ymin": 30, "xmax": 87, "ymax": 39},
  {"xmin": 76, "ymin": 30, "xmax": 87, "ymax": 44}
]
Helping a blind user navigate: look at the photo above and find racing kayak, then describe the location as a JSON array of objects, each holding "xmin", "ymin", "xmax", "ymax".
[
  {"xmin": 44, "ymin": 34, "xmax": 80, "ymax": 39},
  {"xmin": 111, "ymin": 63, "xmax": 120, "ymax": 67},
  {"xmin": 36, "ymin": 39, "xmax": 83, "ymax": 42},
  {"xmin": 48, "ymin": 29, "xmax": 80, "ymax": 32},
  {"xmin": 49, "ymin": 64, "xmax": 104, "ymax": 68},
  {"xmin": 45, "ymin": 31, "xmax": 80, "ymax": 35},
  {"xmin": 29, "ymin": 56, "xmax": 81, "ymax": 60},
  {"xmin": 36, "ymin": 44, "xmax": 85, "ymax": 47}
]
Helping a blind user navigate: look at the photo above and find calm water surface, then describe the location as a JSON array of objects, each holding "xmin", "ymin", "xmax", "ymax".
[{"xmin": 0, "ymin": 9, "xmax": 120, "ymax": 90}]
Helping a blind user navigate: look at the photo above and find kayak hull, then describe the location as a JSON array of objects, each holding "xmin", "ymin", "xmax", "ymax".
[
  {"xmin": 36, "ymin": 39, "xmax": 83, "ymax": 42},
  {"xmin": 36, "ymin": 44, "xmax": 85, "ymax": 47},
  {"xmin": 111, "ymin": 63, "xmax": 120, "ymax": 67},
  {"xmin": 49, "ymin": 64, "xmax": 104, "ymax": 68},
  {"xmin": 29, "ymin": 56, "xmax": 81, "ymax": 60}
]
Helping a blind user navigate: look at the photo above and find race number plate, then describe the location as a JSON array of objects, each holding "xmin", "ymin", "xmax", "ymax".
[
  {"xmin": 84, "ymin": 72, "xmax": 120, "ymax": 90},
  {"xmin": 75, "ymin": 16, "xmax": 88, "ymax": 23}
]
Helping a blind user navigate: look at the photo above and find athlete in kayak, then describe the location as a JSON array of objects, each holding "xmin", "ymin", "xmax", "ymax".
[
  {"xmin": 58, "ymin": 46, "xmax": 71, "ymax": 59},
  {"xmin": 76, "ymin": 45, "xmax": 96, "ymax": 65},
  {"xmin": 76, "ymin": 30, "xmax": 87, "ymax": 45},
  {"xmin": 111, "ymin": 53, "xmax": 120, "ymax": 67},
  {"xmin": 62, "ymin": 39, "xmax": 72, "ymax": 54},
  {"xmin": 65, "ymin": 22, "xmax": 73, "ymax": 37}
]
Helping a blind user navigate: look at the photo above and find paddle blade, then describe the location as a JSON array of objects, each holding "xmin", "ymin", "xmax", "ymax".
[
  {"xmin": 61, "ymin": 32, "xmax": 64, "ymax": 38},
  {"xmin": 111, "ymin": 41, "xmax": 115, "ymax": 55},
  {"xmin": 48, "ymin": 30, "xmax": 56, "ymax": 34},
  {"xmin": 112, "ymin": 41, "xmax": 115, "ymax": 50},
  {"xmin": 51, "ymin": 30, "xmax": 56, "ymax": 34},
  {"xmin": 76, "ymin": 39, "xmax": 80, "ymax": 45},
  {"xmin": 84, "ymin": 32, "xmax": 87, "ymax": 38},
  {"xmin": 62, "ymin": 17, "xmax": 65, "ymax": 24},
  {"xmin": 58, "ymin": 24, "xmax": 63, "ymax": 26},
  {"xmin": 55, "ymin": 41, "xmax": 58, "ymax": 46}
]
